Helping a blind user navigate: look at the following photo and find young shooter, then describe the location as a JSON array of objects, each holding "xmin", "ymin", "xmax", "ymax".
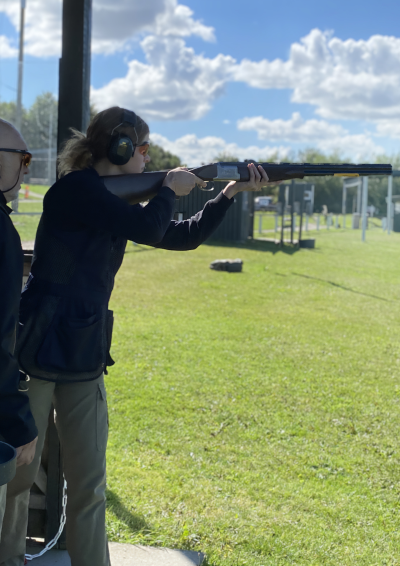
[{"xmin": 0, "ymin": 107, "xmax": 274, "ymax": 565}]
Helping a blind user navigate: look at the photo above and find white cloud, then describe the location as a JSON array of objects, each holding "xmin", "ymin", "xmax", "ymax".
[
  {"xmin": 0, "ymin": 0, "xmax": 214, "ymax": 57},
  {"xmin": 375, "ymin": 120, "xmax": 400, "ymax": 139},
  {"xmin": 0, "ymin": 0, "xmax": 62, "ymax": 58},
  {"xmin": 237, "ymin": 112, "xmax": 346, "ymax": 142},
  {"xmin": 150, "ymin": 132, "xmax": 290, "ymax": 165},
  {"xmin": 91, "ymin": 36, "xmax": 235, "ymax": 121},
  {"xmin": 317, "ymin": 134, "xmax": 384, "ymax": 161},
  {"xmin": 1, "ymin": 0, "xmax": 398, "ymax": 151},
  {"xmin": 233, "ymin": 29, "xmax": 400, "ymax": 122},
  {"xmin": 153, "ymin": 0, "xmax": 215, "ymax": 42},
  {"xmin": 93, "ymin": 0, "xmax": 215, "ymax": 54},
  {"xmin": 150, "ymin": 130, "xmax": 382, "ymax": 165},
  {"xmin": 93, "ymin": 27, "xmax": 400, "ymax": 125},
  {"xmin": 0, "ymin": 35, "xmax": 17, "ymax": 57},
  {"xmin": 236, "ymin": 112, "xmax": 384, "ymax": 161}
]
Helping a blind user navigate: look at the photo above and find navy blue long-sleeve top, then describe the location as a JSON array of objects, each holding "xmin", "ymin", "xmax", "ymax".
[
  {"xmin": 18, "ymin": 168, "xmax": 234, "ymax": 383},
  {"xmin": 0, "ymin": 193, "xmax": 37, "ymax": 447}
]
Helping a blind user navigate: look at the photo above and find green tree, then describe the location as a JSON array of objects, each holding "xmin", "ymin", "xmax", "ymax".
[
  {"xmin": 213, "ymin": 152, "xmax": 239, "ymax": 162},
  {"xmin": 146, "ymin": 143, "xmax": 181, "ymax": 171},
  {"xmin": 24, "ymin": 92, "xmax": 58, "ymax": 149},
  {"xmin": 0, "ymin": 94, "xmax": 58, "ymax": 150},
  {"xmin": 0, "ymin": 101, "xmax": 19, "ymax": 124}
]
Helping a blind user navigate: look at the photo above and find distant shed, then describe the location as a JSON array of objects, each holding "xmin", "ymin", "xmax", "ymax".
[{"xmin": 175, "ymin": 181, "xmax": 253, "ymax": 243}]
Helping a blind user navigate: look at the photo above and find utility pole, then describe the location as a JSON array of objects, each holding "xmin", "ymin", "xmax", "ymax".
[{"xmin": 16, "ymin": 0, "xmax": 26, "ymax": 131}]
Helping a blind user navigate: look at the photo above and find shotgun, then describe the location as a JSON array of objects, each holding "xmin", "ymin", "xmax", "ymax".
[{"xmin": 102, "ymin": 162, "xmax": 393, "ymax": 205}]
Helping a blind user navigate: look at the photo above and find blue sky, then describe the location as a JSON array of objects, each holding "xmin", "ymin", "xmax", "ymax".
[{"xmin": 0, "ymin": 0, "xmax": 400, "ymax": 163}]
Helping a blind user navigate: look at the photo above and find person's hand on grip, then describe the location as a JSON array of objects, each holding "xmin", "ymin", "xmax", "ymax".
[
  {"xmin": 164, "ymin": 167, "xmax": 208, "ymax": 196},
  {"xmin": 16, "ymin": 436, "xmax": 38, "ymax": 467}
]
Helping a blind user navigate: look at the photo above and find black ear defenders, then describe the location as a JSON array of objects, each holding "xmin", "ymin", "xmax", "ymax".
[{"xmin": 107, "ymin": 110, "xmax": 139, "ymax": 166}]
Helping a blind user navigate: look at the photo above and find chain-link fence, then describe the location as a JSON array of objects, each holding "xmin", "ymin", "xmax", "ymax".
[{"xmin": 25, "ymin": 148, "xmax": 57, "ymax": 186}]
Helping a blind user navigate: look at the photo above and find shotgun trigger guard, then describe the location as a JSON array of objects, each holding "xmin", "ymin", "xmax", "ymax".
[
  {"xmin": 199, "ymin": 182, "xmax": 215, "ymax": 191},
  {"xmin": 214, "ymin": 164, "xmax": 240, "ymax": 181}
]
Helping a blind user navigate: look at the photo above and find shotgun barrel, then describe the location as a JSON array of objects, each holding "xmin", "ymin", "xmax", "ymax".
[{"xmin": 102, "ymin": 162, "xmax": 393, "ymax": 205}]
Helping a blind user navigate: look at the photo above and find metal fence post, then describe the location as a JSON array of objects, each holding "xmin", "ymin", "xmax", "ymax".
[
  {"xmin": 387, "ymin": 175, "xmax": 393, "ymax": 235},
  {"xmin": 361, "ymin": 177, "xmax": 368, "ymax": 242}
]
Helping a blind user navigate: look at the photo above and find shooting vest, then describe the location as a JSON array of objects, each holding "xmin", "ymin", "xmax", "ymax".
[{"xmin": 17, "ymin": 206, "xmax": 126, "ymax": 383}]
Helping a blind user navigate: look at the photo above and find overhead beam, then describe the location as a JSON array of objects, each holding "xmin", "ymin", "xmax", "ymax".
[{"xmin": 57, "ymin": 0, "xmax": 93, "ymax": 152}]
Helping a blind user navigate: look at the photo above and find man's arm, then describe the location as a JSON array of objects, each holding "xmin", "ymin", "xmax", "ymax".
[{"xmin": 0, "ymin": 218, "xmax": 37, "ymax": 454}]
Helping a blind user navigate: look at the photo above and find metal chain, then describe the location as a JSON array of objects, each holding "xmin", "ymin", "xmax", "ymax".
[{"xmin": 25, "ymin": 478, "xmax": 67, "ymax": 561}]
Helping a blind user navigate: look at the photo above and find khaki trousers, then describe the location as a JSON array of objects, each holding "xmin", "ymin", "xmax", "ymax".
[{"xmin": 0, "ymin": 374, "xmax": 110, "ymax": 566}]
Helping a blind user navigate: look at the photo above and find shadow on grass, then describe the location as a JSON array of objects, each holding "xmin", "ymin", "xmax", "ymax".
[
  {"xmin": 206, "ymin": 238, "xmax": 302, "ymax": 255},
  {"xmin": 106, "ymin": 489, "xmax": 150, "ymax": 532},
  {"xmin": 125, "ymin": 244, "xmax": 158, "ymax": 254},
  {"xmin": 125, "ymin": 239, "xmax": 313, "ymax": 256},
  {"xmin": 293, "ymin": 272, "xmax": 394, "ymax": 302}
]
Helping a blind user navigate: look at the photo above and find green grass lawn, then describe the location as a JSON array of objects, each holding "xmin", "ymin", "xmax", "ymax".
[
  {"xmin": 10, "ymin": 194, "xmax": 399, "ymax": 564},
  {"xmin": 104, "ymin": 229, "xmax": 400, "ymax": 565},
  {"xmin": 11, "ymin": 184, "xmax": 47, "ymax": 244},
  {"xmin": 254, "ymin": 212, "xmax": 384, "ymax": 240}
]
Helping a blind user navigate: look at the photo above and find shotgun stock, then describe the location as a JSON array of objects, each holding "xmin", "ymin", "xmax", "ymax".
[{"xmin": 102, "ymin": 162, "xmax": 393, "ymax": 205}]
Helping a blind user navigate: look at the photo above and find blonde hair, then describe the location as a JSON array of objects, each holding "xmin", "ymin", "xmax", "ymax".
[{"xmin": 57, "ymin": 107, "xmax": 149, "ymax": 177}]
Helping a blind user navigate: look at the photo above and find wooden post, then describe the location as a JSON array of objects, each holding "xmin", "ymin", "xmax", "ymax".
[{"xmin": 57, "ymin": 0, "xmax": 93, "ymax": 151}]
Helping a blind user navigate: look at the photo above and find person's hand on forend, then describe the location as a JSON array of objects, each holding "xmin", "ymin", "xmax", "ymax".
[{"xmin": 223, "ymin": 163, "xmax": 280, "ymax": 199}]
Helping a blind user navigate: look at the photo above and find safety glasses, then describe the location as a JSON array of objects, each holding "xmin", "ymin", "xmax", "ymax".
[
  {"xmin": 0, "ymin": 148, "xmax": 32, "ymax": 167},
  {"xmin": 137, "ymin": 142, "xmax": 150, "ymax": 157}
]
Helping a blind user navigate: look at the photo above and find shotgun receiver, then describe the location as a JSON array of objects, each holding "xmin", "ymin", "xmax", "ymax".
[{"xmin": 102, "ymin": 162, "xmax": 393, "ymax": 205}]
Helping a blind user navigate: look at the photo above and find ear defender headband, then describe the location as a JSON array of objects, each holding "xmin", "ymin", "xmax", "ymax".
[{"xmin": 107, "ymin": 110, "xmax": 139, "ymax": 166}]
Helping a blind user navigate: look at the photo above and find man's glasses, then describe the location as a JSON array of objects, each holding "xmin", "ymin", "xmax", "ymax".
[
  {"xmin": 137, "ymin": 142, "xmax": 150, "ymax": 157},
  {"xmin": 0, "ymin": 148, "xmax": 32, "ymax": 167}
]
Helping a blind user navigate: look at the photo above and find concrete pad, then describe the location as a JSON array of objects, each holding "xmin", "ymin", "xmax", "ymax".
[
  {"xmin": 25, "ymin": 549, "xmax": 70, "ymax": 565},
  {"xmin": 25, "ymin": 543, "xmax": 204, "ymax": 565},
  {"xmin": 109, "ymin": 543, "xmax": 204, "ymax": 565}
]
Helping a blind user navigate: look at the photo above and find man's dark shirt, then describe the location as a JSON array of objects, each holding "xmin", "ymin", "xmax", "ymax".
[{"xmin": 0, "ymin": 191, "xmax": 37, "ymax": 447}]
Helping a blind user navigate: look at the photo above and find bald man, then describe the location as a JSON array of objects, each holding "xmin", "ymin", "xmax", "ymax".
[{"xmin": 0, "ymin": 120, "xmax": 38, "ymax": 540}]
